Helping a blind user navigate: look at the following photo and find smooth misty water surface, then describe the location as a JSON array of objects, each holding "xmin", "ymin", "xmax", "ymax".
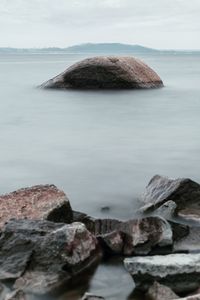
[{"xmin": 0, "ymin": 52, "xmax": 200, "ymax": 299}]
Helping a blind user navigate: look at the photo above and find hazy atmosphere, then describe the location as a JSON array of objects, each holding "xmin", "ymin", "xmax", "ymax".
[
  {"xmin": 1, "ymin": 1, "xmax": 200, "ymax": 300},
  {"xmin": 1, "ymin": 0, "xmax": 200, "ymax": 49}
]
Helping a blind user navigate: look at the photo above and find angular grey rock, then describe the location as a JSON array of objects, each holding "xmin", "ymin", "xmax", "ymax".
[
  {"xmin": 97, "ymin": 217, "xmax": 173, "ymax": 256},
  {"xmin": 124, "ymin": 253, "xmax": 200, "ymax": 294},
  {"xmin": 0, "ymin": 184, "xmax": 73, "ymax": 228},
  {"xmin": 0, "ymin": 219, "xmax": 100, "ymax": 295},
  {"xmin": 140, "ymin": 175, "xmax": 200, "ymax": 221},
  {"xmin": 0, "ymin": 283, "xmax": 8, "ymax": 300},
  {"xmin": 81, "ymin": 293, "xmax": 105, "ymax": 300},
  {"xmin": 173, "ymin": 226, "xmax": 200, "ymax": 252},
  {"xmin": 41, "ymin": 56, "xmax": 163, "ymax": 89},
  {"xmin": 74, "ymin": 212, "xmax": 173, "ymax": 255},
  {"xmin": 146, "ymin": 281, "xmax": 179, "ymax": 300},
  {"xmin": 153, "ymin": 200, "xmax": 177, "ymax": 220}
]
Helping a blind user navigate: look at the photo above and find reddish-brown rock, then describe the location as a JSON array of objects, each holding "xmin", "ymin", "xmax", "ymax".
[
  {"xmin": 0, "ymin": 184, "xmax": 73, "ymax": 228},
  {"xmin": 41, "ymin": 56, "xmax": 163, "ymax": 89}
]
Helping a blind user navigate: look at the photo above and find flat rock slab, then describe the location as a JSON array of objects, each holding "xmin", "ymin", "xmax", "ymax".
[
  {"xmin": 124, "ymin": 253, "xmax": 200, "ymax": 294},
  {"xmin": 140, "ymin": 175, "xmax": 200, "ymax": 221},
  {"xmin": 0, "ymin": 184, "xmax": 73, "ymax": 228},
  {"xmin": 41, "ymin": 56, "xmax": 163, "ymax": 89}
]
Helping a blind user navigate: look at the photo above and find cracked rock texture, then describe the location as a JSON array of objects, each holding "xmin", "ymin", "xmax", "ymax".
[{"xmin": 0, "ymin": 219, "xmax": 100, "ymax": 295}]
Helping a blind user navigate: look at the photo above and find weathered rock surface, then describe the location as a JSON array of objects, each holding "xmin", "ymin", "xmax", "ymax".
[
  {"xmin": 146, "ymin": 281, "xmax": 179, "ymax": 300},
  {"xmin": 5, "ymin": 290, "xmax": 27, "ymax": 300},
  {"xmin": 74, "ymin": 212, "xmax": 172, "ymax": 255},
  {"xmin": 153, "ymin": 200, "xmax": 177, "ymax": 220},
  {"xmin": 102, "ymin": 217, "xmax": 173, "ymax": 255},
  {"xmin": 73, "ymin": 212, "xmax": 172, "ymax": 256},
  {"xmin": 41, "ymin": 56, "xmax": 163, "ymax": 89},
  {"xmin": 0, "ymin": 184, "xmax": 73, "ymax": 228},
  {"xmin": 81, "ymin": 293, "xmax": 105, "ymax": 300},
  {"xmin": 0, "ymin": 283, "xmax": 8, "ymax": 300},
  {"xmin": 173, "ymin": 226, "xmax": 200, "ymax": 252},
  {"xmin": 140, "ymin": 175, "xmax": 200, "ymax": 220},
  {"xmin": 124, "ymin": 253, "xmax": 200, "ymax": 293},
  {"xmin": 0, "ymin": 219, "xmax": 100, "ymax": 295}
]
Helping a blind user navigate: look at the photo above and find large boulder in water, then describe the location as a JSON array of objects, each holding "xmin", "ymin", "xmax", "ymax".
[
  {"xmin": 41, "ymin": 56, "xmax": 163, "ymax": 89},
  {"xmin": 0, "ymin": 184, "xmax": 73, "ymax": 228}
]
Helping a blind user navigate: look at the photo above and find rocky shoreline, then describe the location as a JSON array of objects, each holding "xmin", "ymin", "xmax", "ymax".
[{"xmin": 1, "ymin": 175, "xmax": 200, "ymax": 300}]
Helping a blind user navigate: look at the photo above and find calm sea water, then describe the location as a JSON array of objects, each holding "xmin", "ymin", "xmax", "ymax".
[{"xmin": 0, "ymin": 52, "xmax": 200, "ymax": 299}]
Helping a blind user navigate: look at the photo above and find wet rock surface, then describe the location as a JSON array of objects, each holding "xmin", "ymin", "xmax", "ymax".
[
  {"xmin": 124, "ymin": 253, "xmax": 200, "ymax": 294},
  {"xmin": 146, "ymin": 281, "xmax": 179, "ymax": 300},
  {"xmin": 0, "ymin": 219, "xmax": 100, "ymax": 295},
  {"xmin": 140, "ymin": 175, "xmax": 200, "ymax": 221},
  {"xmin": 173, "ymin": 226, "xmax": 200, "ymax": 253},
  {"xmin": 99, "ymin": 216, "xmax": 172, "ymax": 256},
  {"xmin": 0, "ymin": 184, "xmax": 73, "ymax": 228},
  {"xmin": 4, "ymin": 290, "xmax": 27, "ymax": 300},
  {"xmin": 41, "ymin": 56, "xmax": 163, "ymax": 89},
  {"xmin": 1, "ymin": 176, "xmax": 200, "ymax": 299},
  {"xmin": 74, "ymin": 212, "xmax": 173, "ymax": 255}
]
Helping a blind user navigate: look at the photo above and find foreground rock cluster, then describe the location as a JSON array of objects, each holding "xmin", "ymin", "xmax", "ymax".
[
  {"xmin": 41, "ymin": 56, "xmax": 163, "ymax": 89},
  {"xmin": 1, "ymin": 175, "xmax": 200, "ymax": 299}
]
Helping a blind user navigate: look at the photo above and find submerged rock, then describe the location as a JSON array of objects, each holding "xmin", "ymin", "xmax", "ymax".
[
  {"xmin": 0, "ymin": 283, "xmax": 8, "ymax": 299},
  {"xmin": 146, "ymin": 281, "xmax": 179, "ymax": 300},
  {"xmin": 5, "ymin": 290, "xmax": 27, "ymax": 300},
  {"xmin": 0, "ymin": 219, "xmax": 100, "ymax": 295},
  {"xmin": 178, "ymin": 294, "xmax": 200, "ymax": 300},
  {"xmin": 41, "ymin": 56, "xmax": 163, "ymax": 89},
  {"xmin": 124, "ymin": 253, "xmax": 200, "ymax": 294},
  {"xmin": 140, "ymin": 175, "xmax": 200, "ymax": 221},
  {"xmin": 0, "ymin": 184, "xmax": 73, "ymax": 228},
  {"xmin": 81, "ymin": 293, "xmax": 105, "ymax": 300}
]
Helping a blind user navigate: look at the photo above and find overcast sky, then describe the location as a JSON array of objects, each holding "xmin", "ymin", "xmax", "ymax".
[{"xmin": 0, "ymin": 0, "xmax": 200, "ymax": 49}]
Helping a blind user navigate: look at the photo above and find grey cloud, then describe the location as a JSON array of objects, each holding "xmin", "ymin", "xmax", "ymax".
[{"xmin": 0, "ymin": 0, "xmax": 200, "ymax": 48}]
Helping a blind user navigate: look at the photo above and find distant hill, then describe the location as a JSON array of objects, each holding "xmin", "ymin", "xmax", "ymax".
[
  {"xmin": 64, "ymin": 43, "xmax": 157, "ymax": 53},
  {"xmin": 0, "ymin": 43, "xmax": 200, "ymax": 54}
]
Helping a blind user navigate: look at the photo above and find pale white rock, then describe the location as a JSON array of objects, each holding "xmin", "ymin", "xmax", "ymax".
[{"xmin": 124, "ymin": 253, "xmax": 200, "ymax": 293}]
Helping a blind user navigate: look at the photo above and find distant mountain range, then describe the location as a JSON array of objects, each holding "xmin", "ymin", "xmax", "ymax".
[{"xmin": 0, "ymin": 43, "xmax": 199, "ymax": 54}]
